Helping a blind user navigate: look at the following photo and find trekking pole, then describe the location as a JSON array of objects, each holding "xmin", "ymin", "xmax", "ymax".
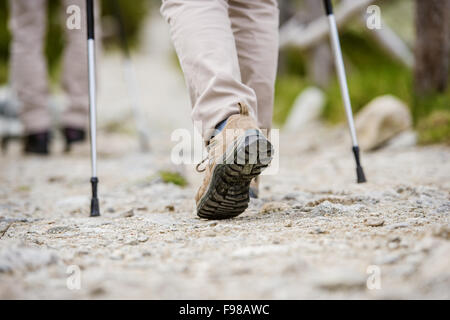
[
  {"xmin": 323, "ymin": 0, "xmax": 366, "ymax": 183},
  {"xmin": 112, "ymin": 0, "xmax": 150, "ymax": 152},
  {"xmin": 86, "ymin": 0, "xmax": 100, "ymax": 216}
]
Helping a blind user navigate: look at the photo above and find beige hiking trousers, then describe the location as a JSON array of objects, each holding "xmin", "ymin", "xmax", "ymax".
[
  {"xmin": 160, "ymin": 0, "xmax": 279, "ymax": 140},
  {"xmin": 9, "ymin": 0, "xmax": 100, "ymax": 134}
]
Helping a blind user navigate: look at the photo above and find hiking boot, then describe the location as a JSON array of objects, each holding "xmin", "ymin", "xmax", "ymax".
[
  {"xmin": 63, "ymin": 127, "xmax": 86, "ymax": 152},
  {"xmin": 24, "ymin": 131, "xmax": 50, "ymax": 155},
  {"xmin": 195, "ymin": 103, "xmax": 273, "ymax": 219}
]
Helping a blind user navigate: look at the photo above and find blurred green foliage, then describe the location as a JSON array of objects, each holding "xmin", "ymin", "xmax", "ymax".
[
  {"xmin": 100, "ymin": 0, "xmax": 150, "ymax": 50},
  {"xmin": 0, "ymin": 0, "xmax": 150, "ymax": 84},
  {"xmin": 417, "ymin": 110, "xmax": 450, "ymax": 145},
  {"xmin": 158, "ymin": 170, "xmax": 188, "ymax": 187},
  {"xmin": 0, "ymin": 1, "xmax": 10, "ymax": 83},
  {"xmin": 322, "ymin": 31, "xmax": 412, "ymax": 124},
  {"xmin": 273, "ymin": 47, "xmax": 310, "ymax": 125}
]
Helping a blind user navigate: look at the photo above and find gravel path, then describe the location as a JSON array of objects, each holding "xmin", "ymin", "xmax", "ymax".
[{"xmin": 0, "ymin": 14, "xmax": 449, "ymax": 300}]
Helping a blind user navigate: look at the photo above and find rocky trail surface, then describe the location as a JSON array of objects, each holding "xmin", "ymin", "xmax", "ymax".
[{"xmin": 0, "ymin": 14, "xmax": 449, "ymax": 299}]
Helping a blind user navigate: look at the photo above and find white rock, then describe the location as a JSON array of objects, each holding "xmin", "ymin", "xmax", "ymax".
[
  {"xmin": 355, "ymin": 95, "xmax": 412, "ymax": 151},
  {"xmin": 384, "ymin": 130, "xmax": 417, "ymax": 150},
  {"xmin": 284, "ymin": 87, "xmax": 325, "ymax": 132}
]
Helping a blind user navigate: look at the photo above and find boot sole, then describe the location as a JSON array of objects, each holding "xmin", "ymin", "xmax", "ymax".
[{"xmin": 197, "ymin": 129, "xmax": 273, "ymax": 220}]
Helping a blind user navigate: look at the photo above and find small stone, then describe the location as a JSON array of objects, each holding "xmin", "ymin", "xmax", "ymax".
[
  {"xmin": 388, "ymin": 241, "xmax": 400, "ymax": 250},
  {"xmin": 431, "ymin": 224, "xmax": 450, "ymax": 240},
  {"xmin": 165, "ymin": 205, "xmax": 175, "ymax": 212},
  {"xmin": 90, "ymin": 287, "xmax": 106, "ymax": 296},
  {"xmin": 284, "ymin": 221, "xmax": 292, "ymax": 227},
  {"xmin": 314, "ymin": 269, "xmax": 366, "ymax": 291},
  {"xmin": 125, "ymin": 239, "xmax": 139, "ymax": 246},
  {"xmin": 387, "ymin": 222, "xmax": 409, "ymax": 230},
  {"xmin": 365, "ymin": 218, "xmax": 385, "ymax": 227},
  {"xmin": 282, "ymin": 193, "xmax": 298, "ymax": 201},
  {"xmin": 259, "ymin": 202, "xmax": 291, "ymax": 214},
  {"xmin": 310, "ymin": 227, "xmax": 326, "ymax": 234},
  {"xmin": 47, "ymin": 226, "xmax": 72, "ymax": 234},
  {"xmin": 310, "ymin": 201, "xmax": 346, "ymax": 216},
  {"xmin": 203, "ymin": 230, "xmax": 216, "ymax": 237},
  {"xmin": 137, "ymin": 235, "xmax": 149, "ymax": 243},
  {"xmin": 121, "ymin": 209, "xmax": 134, "ymax": 218},
  {"xmin": 48, "ymin": 176, "xmax": 64, "ymax": 183},
  {"xmin": 110, "ymin": 250, "xmax": 124, "ymax": 260}
]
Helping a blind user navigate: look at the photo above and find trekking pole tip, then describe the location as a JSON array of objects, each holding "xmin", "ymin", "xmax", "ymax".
[
  {"xmin": 356, "ymin": 165, "xmax": 367, "ymax": 183},
  {"xmin": 90, "ymin": 177, "xmax": 100, "ymax": 217},
  {"xmin": 90, "ymin": 197, "xmax": 100, "ymax": 217},
  {"xmin": 352, "ymin": 146, "xmax": 367, "ymax": 184}
]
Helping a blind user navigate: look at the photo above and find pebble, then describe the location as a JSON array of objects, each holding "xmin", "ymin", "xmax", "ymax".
[
  {"xmin": 365, "ymin": 218, "xmax": 385, "ymax": 227},
  {"xmin": 121, "ymin": 209, "xmax": 134, "ymax": 218},
  {"xmin": 203, "ymin": 230, "xmax": 216, "ymax": 237},
  {"xmin": 387, "ymin": 222, "xmax": 409, "ymax": 230},
  {"xmin": 110, "ymin": 250, "xmax": 124, "ymax": 260},
  {"xmin": 165, "ymin": 205, "xmax": 175, "ymax": 212},
  {"xmin": 47, "ymin": 226, "xmax": 72, "ymax": 234},
  {"xmin": 432, "ymin": 224, "xmax": 450, "ymax": 240},
  {"xmin": 137, "ymin": 235, "xmax": 149, "ymax": 243},
  {"xmin": 314, "ymin": 269, "xmax": 366, "ymax": 291},
  {"xmin": 259, "ymin": 202, "xmax": 291, "ymax": 214},
  {"xmin": 310, "ymin": 227, "xmax": 326, "ymax": 234}
]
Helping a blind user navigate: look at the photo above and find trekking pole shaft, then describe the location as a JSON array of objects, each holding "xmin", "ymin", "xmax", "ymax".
[
  {"xmin": 87, "ymin": 0, "xmax": 97, "ymax": 177},
  {"xmin": 323, "ymin": 0, "xmax": 366, "ymax": 183},
  {"xmin": 86, "ymin": 0, "xmax": 100, "ymax": 215},
  {"xmin": 324, "ymin": 1, "xmax": 358, "ymax": 147}
]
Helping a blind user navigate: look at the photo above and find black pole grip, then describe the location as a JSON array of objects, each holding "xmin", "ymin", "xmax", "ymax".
[
  {"xmin": 323, "ymin": 0, "xmax": 333, "ymax": 15},
  {"xmin": 86, "ymin": 0, "xmax": 95, "ymax": 40},
  {"xmin": 90, "ymin": 177, "xmax": 100, "ymax": 216}
]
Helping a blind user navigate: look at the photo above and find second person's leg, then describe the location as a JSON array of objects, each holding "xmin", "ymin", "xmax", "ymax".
[
  {"xmin": 9, "ymin": 0, "xmax": 51, "ymax": 154},
  {"xmin": 60, "ymin": 0, "xmax": 101, "ymax": 149}
]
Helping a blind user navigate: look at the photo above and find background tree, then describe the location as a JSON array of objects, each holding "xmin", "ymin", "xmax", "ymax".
[{"xmin": 414, "ymin": 0, "xmax": 450, "ymax": 95}]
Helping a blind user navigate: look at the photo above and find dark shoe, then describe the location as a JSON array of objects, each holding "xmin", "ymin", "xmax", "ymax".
[
  {"xmin": 24, "ymin": 131, "xmax": 50, "ymax": 155},
  {"xmin": 63, "ymin": 127, "xmax": 86, "ymax": 152}
]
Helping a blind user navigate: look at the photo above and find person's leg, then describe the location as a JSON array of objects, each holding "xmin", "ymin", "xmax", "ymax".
[
  {"xmin": 160, "ymin": 0, "xmax": 258, "ymax": 141},
  {"xmin": 228, "ymin": 0, "xmax": 279, "ymax": 198},
  {"xmin": 9, "ymin": 0, "xmax": 50, "ymax": 135},
  {"xmin": 161, "ymin": 0, "xmax": 274, "ymax": 219},
  {"xmin": 60, "ymin": 0, "xmax": 101, "ymax": 150},
  {"xmin": 228, "ymin": 0, "xmax": 279, "ymax": 132}
]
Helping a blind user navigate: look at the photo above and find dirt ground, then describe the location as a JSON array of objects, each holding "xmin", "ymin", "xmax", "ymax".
[{"xmin": 0, "ymin": 14, "xmax": 449, "ymax": 300}]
